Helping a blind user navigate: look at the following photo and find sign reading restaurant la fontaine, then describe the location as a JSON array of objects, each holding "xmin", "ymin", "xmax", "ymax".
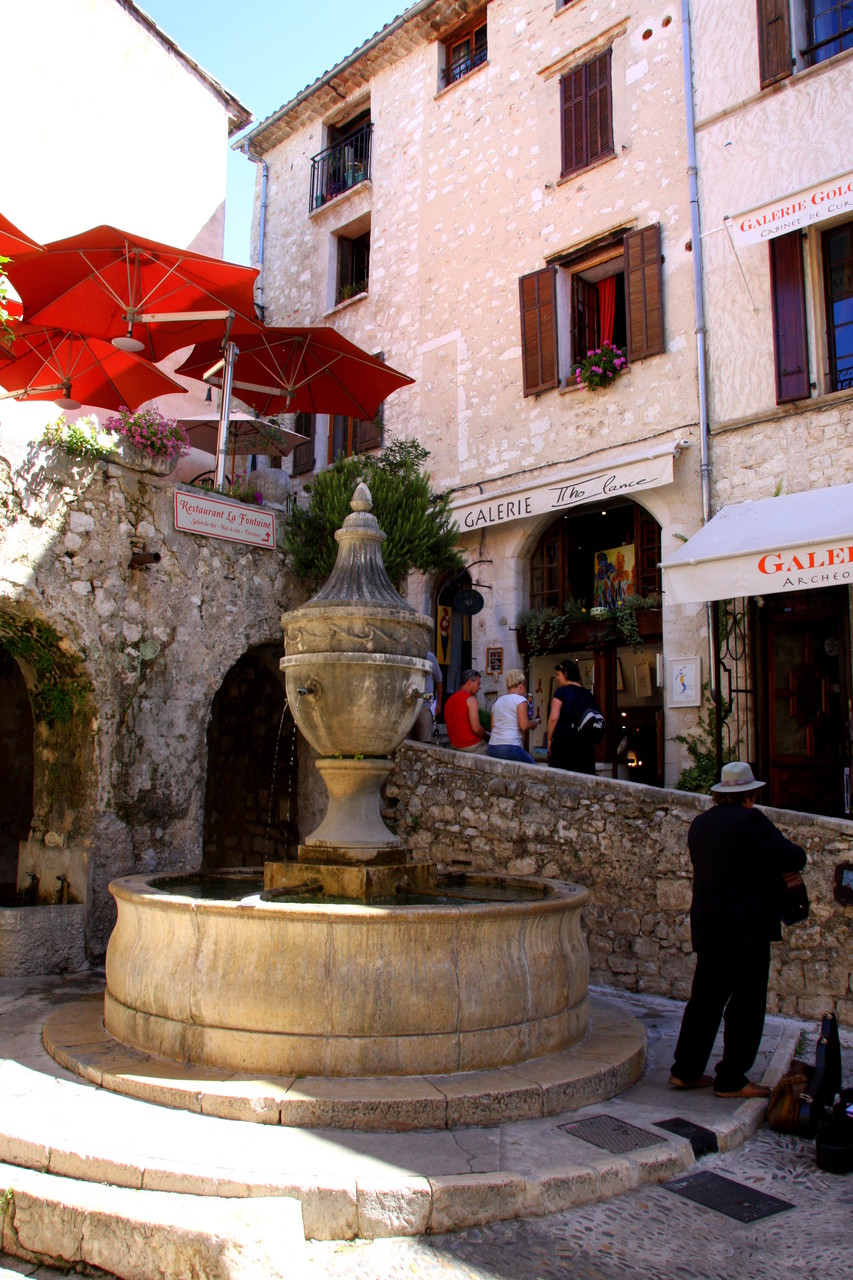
[{"xmin": 174, "ymin": 489, "xmax": 276, "ymax": 549}]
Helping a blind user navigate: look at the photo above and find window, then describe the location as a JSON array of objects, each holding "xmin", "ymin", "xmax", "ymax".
[
  {"xmin": 310, "ymin": 110, "xmax": 372, "ymax": 210},
  {"xmin": 530, "ymin": 505, "xmax": 661, "ymax": 614},
  {"xmin": 757, "ymin": 1, "xmax": 853, "ymax": 87},
  {"xmin": 336, "ymin": 230, "xmax": 370, "ymax": 305},
  {"xmin": 769, "ymin": 219, "xmax": 853, "ymax": 401},
  {"xmin": 290, "ymin": 413, "xmax": 315, "ymax": 477},
  {"xmin": 518, "ymin": 225, "xmax": 664, "ymax": 397},
  {"xmin": 560, "ymin": 49, "xmax": 613, "ymax": 178},
  {"xmin": 328, "ymin": 413, "xmax": 382, "ymax": 463},
  {"xmin": 441, "ymin": 11, "xmax": 487, "ymax": 87}
]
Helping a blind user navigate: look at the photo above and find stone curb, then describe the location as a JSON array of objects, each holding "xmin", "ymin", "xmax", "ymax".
[
  {"xmin": 0, "ymin": 1162, "xmax": 304, "ymax": 1279},
  {"xmin": 42, "ymin": 994, "xmax": 646, "ymax": 1131}
]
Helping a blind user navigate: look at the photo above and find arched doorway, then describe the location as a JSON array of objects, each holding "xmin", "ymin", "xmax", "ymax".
[
  {"xmin": 0, "ymin": 651, "xmax": 34, "ymax": 904},
  {"xmin": 202, "ymin": 647, "xmax": 297, "ymax": 869},
  {"xmin": 525, "ymin": 499, "xmax": 664, "ymax": 784},
  {"xmin": 435, "ymin": 569, "xmax": 473, "ymax": 705}
]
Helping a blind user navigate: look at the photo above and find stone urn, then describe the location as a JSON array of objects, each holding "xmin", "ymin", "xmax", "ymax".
[{"xmin": 272, "ymin": 482, "xmax": 433, "ymax": 895}]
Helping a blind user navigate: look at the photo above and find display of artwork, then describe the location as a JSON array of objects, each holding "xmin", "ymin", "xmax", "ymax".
[{"xmin": 593, "ymin": 543, "xmax": 636, "ymax": 609}]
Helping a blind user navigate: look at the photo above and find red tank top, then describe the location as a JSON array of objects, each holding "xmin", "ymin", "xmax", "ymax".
[{"xmin": 444, "ymin": 688, "xmax": 481, "ymax": 748}]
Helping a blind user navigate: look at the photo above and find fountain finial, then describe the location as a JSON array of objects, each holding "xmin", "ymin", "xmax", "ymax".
[{"xmin": 351, "ymin": 481, "xmax": 372, "ymax": 512}]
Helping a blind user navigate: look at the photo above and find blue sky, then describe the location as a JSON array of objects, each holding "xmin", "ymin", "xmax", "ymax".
[{"xmin": 138, "ymin": 1, "xmax": 406, "ymax": 263}]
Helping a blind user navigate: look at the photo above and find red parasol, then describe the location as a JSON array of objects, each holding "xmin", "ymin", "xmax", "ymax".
[
  {"xmin": 0, "ymin": 324, "xmax": 187, "ymax": 412},
  {"xmin": 174, "ymin": 326, "xmax": 414, "ymax": 419},
  {"xmin": 6, "ymin": 224, "xmax": 260, "ymax": 361},
  {"xmin": 0, "ymin": 212, "xmax": 44, "ymax": 261}
]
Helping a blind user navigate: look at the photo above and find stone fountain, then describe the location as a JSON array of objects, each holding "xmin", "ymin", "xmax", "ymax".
[{"xmin": 100, "ymin": 484, "xmax": 592, "ymax": 1079}]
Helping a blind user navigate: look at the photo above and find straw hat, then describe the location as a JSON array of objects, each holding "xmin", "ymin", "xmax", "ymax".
[{"xmin": 710, "ymin": 761, "xmax": 765, "ymax": 794}]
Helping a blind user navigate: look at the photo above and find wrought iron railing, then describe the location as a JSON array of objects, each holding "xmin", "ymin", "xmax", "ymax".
[
  {"xmin": 440, "ymin": 42, "xmax": 487, "ymax": 88},
  {"xmin": 829, "ymin": 360, "xmax": 853, "ymax": 393},
  {"xmin": 309, "ymin": 123, "xmax": 372, "ymax": 211},
  {"xmin": 803, "ymin": 3, "xmax": 853, "ymax": 61}
]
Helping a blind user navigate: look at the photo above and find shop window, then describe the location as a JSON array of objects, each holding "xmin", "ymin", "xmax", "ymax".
[
  {"xmin": 560, "ymin": 48, "xmax": 613, "ymax": 178},
  {"xmin": 769, "ymin": 218, "xmax": 853, "ymax": 401},
  {"xmin": 757, "ymin": 1, "xmax": 853, "ymax": 87},
  {"xmin": 336, "ymin": 230, "xmax": 370, "ymax": 306},
  {"xmin": 518, "ymin": 225, "xmax": 664, "ymax": 396},
  {"xmin": 290, "ymin": 413, "xmax": 315, "ymax": 477},
  {"xmin": 529, "ymin": 504, "xmax": 661, "ymax": 615},
  {"xmin": 440, "ymin": 11, "xmax": 487, "ymax": 87}
]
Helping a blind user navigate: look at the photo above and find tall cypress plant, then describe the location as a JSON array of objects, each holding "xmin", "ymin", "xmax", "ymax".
[{"xmin": 283, "ymin": 440, "xmax": 464, "ymax": 591}]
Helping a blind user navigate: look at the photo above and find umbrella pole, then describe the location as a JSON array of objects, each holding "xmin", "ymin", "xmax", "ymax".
[{"xmin": 214, "ymin": 339, "xmax": 238, "ymax": 490}]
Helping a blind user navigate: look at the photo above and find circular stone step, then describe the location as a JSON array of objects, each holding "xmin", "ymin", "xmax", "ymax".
[{"xmin": 43, "ymin": 992, "xmax": 646, "ymax": 1131}]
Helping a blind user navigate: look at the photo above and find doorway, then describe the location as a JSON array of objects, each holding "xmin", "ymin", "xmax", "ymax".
[
  {"xmin": 761, "ymin": 588, "xmax": 851, "ymax": 817},
  {"xmin": 0, "ymin": 652, "xmax": 34, "ymax": 904}
]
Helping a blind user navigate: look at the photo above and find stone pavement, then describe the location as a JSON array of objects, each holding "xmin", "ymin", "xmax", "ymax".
[{"xmin": 1, "ymin": 971, "xmax": 850, "ymax": 1279}]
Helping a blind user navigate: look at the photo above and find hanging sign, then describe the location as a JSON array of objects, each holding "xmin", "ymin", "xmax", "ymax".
[
  {"xmin": 727, "ymin": 171, "xmax": 853, "ymax": 247},
  {"xmin": 454, "ymin": 588, "xmax": 484, "ymax": 615},
  {"xmin": 174, "ymin": 489, "xmax": 276, "ymax": 549}
]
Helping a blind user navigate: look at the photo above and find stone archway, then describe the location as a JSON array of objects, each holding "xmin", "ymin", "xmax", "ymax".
[
  {"xmin": 202, "ymin": 646, "xmax": 297, "ymax": 869},
  {"xmin": 0, "ymin": 651, "xmax": 34, "ymax": 905}
]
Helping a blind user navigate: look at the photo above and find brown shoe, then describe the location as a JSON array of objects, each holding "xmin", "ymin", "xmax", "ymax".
[
  {"xmin": 669, "ymin": 1074, "xmax": 714, "ymax": 1090},
  {"xmin": 713, "ymin": 1081, "xmax": 771, "ymax": 1099}
]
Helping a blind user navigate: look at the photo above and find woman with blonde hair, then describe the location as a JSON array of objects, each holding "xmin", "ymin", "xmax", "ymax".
[{"xmin": 487, "ymin": 669, "xmax": 539, "ymax": 764}]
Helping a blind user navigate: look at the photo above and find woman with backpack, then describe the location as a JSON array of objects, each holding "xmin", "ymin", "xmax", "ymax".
[{"xmin": 547, "ymin": 659, "xmax": 604, "ymax": 776}]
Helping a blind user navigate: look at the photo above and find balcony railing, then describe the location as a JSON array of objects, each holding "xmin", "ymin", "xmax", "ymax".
[{"xmin": 309, "ymin": 123, "xmax": 372, "ymax": 211}]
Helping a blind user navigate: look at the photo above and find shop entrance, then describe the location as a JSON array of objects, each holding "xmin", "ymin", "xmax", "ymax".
[{"xmin": 760, "ymin": 588, "xmax": 851, "ymax": 817}]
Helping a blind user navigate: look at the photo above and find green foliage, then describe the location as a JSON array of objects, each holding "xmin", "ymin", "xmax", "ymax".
[
  {"xmin": 0, "ymin": 255, "xmax": 13, "ymax": 344},
  {"xmin": 516, "ymin": 593, "xmax": 661, "ymax": 655},
  {"xmin": 284, "ymin": 440, "xmax": 464, "ymax": 589},
  {"xmin": 0, "ymin": 616, "xmax": 87, "ymax": 725},
  {"xmin": 41, "ymin": 414, "xmax": 118, "ymax": 460},
  {"xmin": 673, "ymin": 686, "xmax": 738, "ymax": 794},
  {"xmin": 478, "ymin": 705, "xmax": 492, "ymax": 732}
]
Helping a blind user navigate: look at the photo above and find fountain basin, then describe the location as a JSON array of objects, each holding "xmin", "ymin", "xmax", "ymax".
[{"xmin": 104, "ymin": 871, "xmax": 590, "ymax": 1078}]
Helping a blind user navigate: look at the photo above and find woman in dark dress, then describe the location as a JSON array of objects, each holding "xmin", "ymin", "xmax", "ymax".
[{"xmin": 546, "ymin": 659, "xmax": 602, "ymax": 775}]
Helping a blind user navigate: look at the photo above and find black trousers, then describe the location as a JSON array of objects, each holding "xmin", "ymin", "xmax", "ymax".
[{"xmin": 671, "ymin": 943, "xmax": 771, "ymax": 1091}]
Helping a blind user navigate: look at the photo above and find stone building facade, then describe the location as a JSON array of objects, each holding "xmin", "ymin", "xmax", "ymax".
[{"xmin": 243, "ymin": 0, "xmax": 707, "ymax": 793}]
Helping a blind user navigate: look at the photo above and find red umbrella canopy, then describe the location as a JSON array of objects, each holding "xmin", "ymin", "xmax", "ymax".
[
  {"xmin": 0, "ymin": 324, "xmax": 188, "ymax": 411},
  {"xmin": 0, "ymin": 212, "xmax": 43, "ymax": 260},
  {"xmin": 174, "ymin": 326, "xmax": 414, "ymax": 419},
  {"xmin": 7, "ymin": 225, "xmax": 260, "ymax": 361}
]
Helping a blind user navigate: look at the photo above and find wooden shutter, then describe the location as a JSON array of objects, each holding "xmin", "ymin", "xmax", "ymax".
[
  {"xmin": 574, "ymin": 277, "xmax": 600, "ymax": 363},
  {"xmin": 756, "ymin": 0, "xmax": 792, "ymax": 88},
  {"xmin": 586, "ymin": 50, "xmax": 613, "ymax": 165},
  {"xmin": 290, "ymin": 413, "xmax": 315, "ymax": 476},
  {"xmin": 769, "ymin": 232, "xmax": 809, "ymax": 403},
  {"xmin": 519, "ymin": 267, "xmax": 559, "ymax": 396},
  {"xmin": 355, "ymin": 415, "xmax": 383, "ymax": 453},
  {"xmin": 624, "ymin": 224, "xmax": 664, "ymax": 361},
  {"xmin": 560, "ymin": 67, "xmax": 586, "ymax": 176}
]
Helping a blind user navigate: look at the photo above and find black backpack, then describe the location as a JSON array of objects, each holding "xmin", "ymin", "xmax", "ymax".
[{"xmin": 577, "ymin": 706, "xmax": 606, "ymax": 743}]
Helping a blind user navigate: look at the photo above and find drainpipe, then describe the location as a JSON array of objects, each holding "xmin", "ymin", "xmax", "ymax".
[
  {"xmin": 241, "ymin": 144, "xmax": 268, "ymax": 321},
  {"xmin": 681, "ymin": 0, "xmax": 723, "ymax": 767}
]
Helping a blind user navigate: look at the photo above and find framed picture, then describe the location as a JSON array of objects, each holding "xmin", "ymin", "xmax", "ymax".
[
  {"xmin": 486, "ymin": 646, "xmax": 503, "ymax": 676},
  {"xmin": 577, "ymin": 658, "xmax": 595, "ymax": 690},
  {"xmin": 634, "ymin": 662, "xmax": 653, "ymax": 698},
  {"xmin": 593, "ymin": 543, "xmax": 636, "ymax": 609},
  {"xmin": 669, "ymin": 656, "xmax": 701, "ymax": 707}
]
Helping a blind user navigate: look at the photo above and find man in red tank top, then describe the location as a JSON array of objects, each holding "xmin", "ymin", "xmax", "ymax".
[{"xmin": 443, "ymin": 669, "xmax": 488, "ymax": 753}]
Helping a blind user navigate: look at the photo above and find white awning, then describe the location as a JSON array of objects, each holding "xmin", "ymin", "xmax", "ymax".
[{"xmin": 661, "ymin": 483, "xmax": 853, "ymax": 604}]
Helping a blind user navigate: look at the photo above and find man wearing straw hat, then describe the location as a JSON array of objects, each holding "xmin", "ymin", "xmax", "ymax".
[{"xmin": 669, "ymin": 762, "xmax": 807, "ymax": 1098}]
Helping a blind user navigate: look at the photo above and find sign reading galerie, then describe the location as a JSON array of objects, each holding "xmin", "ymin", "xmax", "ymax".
[
  {"xmin": 452, "ymin": 453, "xmax": 674, "ymax": 531},
  {"xmin": 728, "ymin": 171, "xmax": 853, "ymax": 247},
  {"xmin": 174, "ymin": 489, "xmax": 276, "ymax": 549}
]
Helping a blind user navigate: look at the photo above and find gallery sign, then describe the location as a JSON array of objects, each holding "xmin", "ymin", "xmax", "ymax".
[
  {"xmin": 174, "ymin": 489, "xmax": 276, "ymax": 549},
  {"xmin": 727, "ymin": 171, "xmax": 853, "ymax": 247},
  {"xmin": 452, "ymin": 453, "xmax": 674, "ymax": 532}
]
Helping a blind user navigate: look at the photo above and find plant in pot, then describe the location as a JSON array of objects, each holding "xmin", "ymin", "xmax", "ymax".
[
  {"xmin": 103, "ymin": 405, "xmax": 190, "ymax": 474},
  {"xmin": 574, "ymin": 341, "xmax": 628, "ymax": 390}
]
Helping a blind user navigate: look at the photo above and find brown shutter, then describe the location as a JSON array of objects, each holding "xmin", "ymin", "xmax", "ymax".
[
  {"xmin": 587, "ymin": 49, "xmax": 613, "ymax": 164},
  {"xmin": 756, "ymin": 0, "xmax": 792, "ymax": 88},
  {"xmin": 519, "ymin": 267, "xmax": 559, "ymax": 396},
  {"xmin": 355, "ymin": 415, "xmax": 383, "ymax": 453},
  {"xmin": 290, "ymin": 413, "xmax": 315, "ymax": 476},
  {"xmin": 624, "ymin": 224, "xmax": 664, "ymax": 361},
  {"xmin": 574, "ymin": 277, "xmax": 600, "ymax": 362},
  {"xmin": 769, "ymin": 232, "xmax": 809, "ymax": 403},
  {"xmin": 560, "ymin": 68, "xmax": 586, "ymax": 176}
]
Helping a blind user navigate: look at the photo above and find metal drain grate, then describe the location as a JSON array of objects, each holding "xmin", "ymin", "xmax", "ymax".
[
  {"xmin": 654, "ymin": 1116, "xmax": 719, "ymax": 1157},
  {"xmin": 558, "ymin": 1114, "xmax": 666, "ymax": 1154},
  {"xmin": 665, "ymin": 1171, "xmax": 794, "ymax": 1222}
]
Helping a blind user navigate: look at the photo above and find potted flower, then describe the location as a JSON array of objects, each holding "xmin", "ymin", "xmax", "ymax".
[
  {"xmin": 574, "ymin": 341, "xmax": 628, "ymax": 390},
  {"xmin": 103, "ymin": 406, "xmax": 190, "ymax": 476}
]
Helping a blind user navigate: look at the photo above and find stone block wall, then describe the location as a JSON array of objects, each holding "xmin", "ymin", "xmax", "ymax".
[{"xmin": 386, "ymin": 742, "xmax": 853, "ymax": 1024}]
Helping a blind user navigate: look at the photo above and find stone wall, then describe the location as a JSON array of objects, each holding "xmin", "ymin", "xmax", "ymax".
[{"xmin": 386, "ymin": 742, "xmax": 853, "ymax": 1023}]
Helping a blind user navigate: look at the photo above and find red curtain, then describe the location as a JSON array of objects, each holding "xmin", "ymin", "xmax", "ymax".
[{"xmin": 598, "ymin": 276, "xmax": 616, "ymax": 346}]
